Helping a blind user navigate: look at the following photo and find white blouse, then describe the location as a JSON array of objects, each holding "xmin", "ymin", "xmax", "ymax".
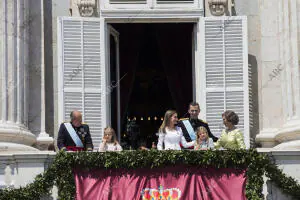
[
  {"xmin": 98, "ymin": 142, "xmax": 123, "ymax": 152},
  {"xmin": 157, "ymin": 127, "xmax": 195, "ymax": 150}
]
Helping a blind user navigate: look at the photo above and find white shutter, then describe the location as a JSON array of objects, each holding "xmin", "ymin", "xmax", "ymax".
[
  {"xmin": 198, "ymin": 16, "xmax": 249, "ymax": 148},
  {"xmin": 58, "ymin": 17, "xmax": 103, "ymax": 147}
]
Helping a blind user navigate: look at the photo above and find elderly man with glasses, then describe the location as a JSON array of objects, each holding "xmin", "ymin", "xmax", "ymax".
[
  {"xmin": 178, "ymin": 102, "xmax": 218, "ymax": 146},
  {"xmin": 57, "ymin": 110, "xmax": 94, "ymax": 151}
]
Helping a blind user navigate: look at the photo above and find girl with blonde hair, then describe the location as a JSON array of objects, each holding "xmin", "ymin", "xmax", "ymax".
[
  {"xmin": 194, "ymin": 126, "xmax": 214, "ymax": 150},
  {"xmin": 157, "ymin": 110, "xmax": 195, "ymax": 150},
  {"xmin": 98, "ymin": 126, "xmax": 123, "ymax": 152}
]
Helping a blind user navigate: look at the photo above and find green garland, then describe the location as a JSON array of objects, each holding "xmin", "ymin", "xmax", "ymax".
[{"xmin": 0, "ymin": 149, "xmax": 299, "ymax": 200}]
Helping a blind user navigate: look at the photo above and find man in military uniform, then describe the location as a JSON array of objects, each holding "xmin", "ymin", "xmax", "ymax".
[
  {"xmin": 178, "ymin": 102, "xmax": 218, "ymax": 143},
  {"xmin": 57, "ymin": 110, "xmax": 93, "ymax": 151}
]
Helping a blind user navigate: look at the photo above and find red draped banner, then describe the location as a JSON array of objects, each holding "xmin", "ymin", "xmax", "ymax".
[{"xmin": 74, "ymin": 166, "xmax": 246, "ymax": 200}]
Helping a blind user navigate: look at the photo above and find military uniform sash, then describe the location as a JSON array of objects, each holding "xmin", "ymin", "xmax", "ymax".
[
  {"xmin": 64, "ymin": 123, "xmax": 84, "ymax": 147},
  {"xmin": 182, "ymin": 119, "xmax": 196, "ymax": 141}
]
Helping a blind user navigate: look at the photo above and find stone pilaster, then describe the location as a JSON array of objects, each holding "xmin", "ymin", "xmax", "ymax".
[
  {"xmin": 36, "ymin": 0, "xmax": 53, "ymax": 149},
  {"xmin": 255, "ymin": 0, "xmax": 283, "ymax": 147},
  {"xmin": 0, "ymin": 0, "xmax": 37, "ymax": 151}
]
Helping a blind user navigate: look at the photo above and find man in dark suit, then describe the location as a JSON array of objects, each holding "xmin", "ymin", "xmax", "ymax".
[
  {"xmin": 57, "ymin": 110, "xmax": 93, "ymax": 151},
  {"xmin": 178, "ymin": 102, "xmax": 218, "ymax": 143}
]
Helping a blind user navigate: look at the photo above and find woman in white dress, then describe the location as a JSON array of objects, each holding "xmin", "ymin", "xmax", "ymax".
[
  {"xmin": 98, "ymin": 126, "xmax": 123, "ymax": 152},
  {"xmin": 157, "ymin": 110, "xmax": 195, "ymax": 150}
]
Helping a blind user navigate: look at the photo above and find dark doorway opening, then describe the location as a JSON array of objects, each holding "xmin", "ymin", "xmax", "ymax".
[{"xmin": 110, "ymin": 23, "xmax": 194, "ymax": 149}]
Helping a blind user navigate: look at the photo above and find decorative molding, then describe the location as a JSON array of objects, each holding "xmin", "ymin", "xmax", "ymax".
[
  {"xmin": 256, "ymin": 120, "xmax": 300, "ymax": 149},
  {"xmin": 274, "ymin": 119, "xmax": 300, "ymax": 143},
  {"xmin": 0, "ymin": 143, "xmax": 38, "ymax": 152},
  {"xmin": 273, "ymin": 140, "xmax": 300, "ymax": 150},
  {"xmin": 255, "ymin": 128, "xmax": 278, "ymax": 148},
  {"xmin": 207, "ymin": 0, "xmax": 228, "ymax": 16},
  {"xmin": 0, "ymin": 122, "xmax": 36, "ymax": 150},
  {"xmin": 101, "ymin": 9, "xmax": 204, "ymax": 22},
  {"xmin": 77, "ymin": 0, "xmax": 97, "ymax": 17}
]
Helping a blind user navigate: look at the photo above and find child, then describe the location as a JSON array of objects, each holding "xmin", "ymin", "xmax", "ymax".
[
  {"xmin": 98, "ymin": 126, "xmax": 123, "ymax": 152},
  {"xmin": 194, "ymin": 126, "xmax": 214, "ymax": 150}
]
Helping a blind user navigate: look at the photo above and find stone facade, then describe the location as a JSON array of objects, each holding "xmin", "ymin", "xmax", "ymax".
[
  {"xmin": 1, "ymin": 0, "xmax": 300, "ymax": 150},
  {"xmin": 0, "ymin": 0, "xmax": 299, "ymax": 198}
]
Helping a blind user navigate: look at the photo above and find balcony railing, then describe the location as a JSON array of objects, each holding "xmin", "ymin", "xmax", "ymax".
[{"xmin": 0, "ymin": 149, "xmax": 299, "ymax": 199}]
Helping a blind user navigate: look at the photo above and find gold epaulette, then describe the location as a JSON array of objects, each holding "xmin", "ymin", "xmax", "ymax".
[
  {"xmin": 179, "ymin": 118, "xmax": 189, "ymax": 121},
  {"xmin": 200, "ymin": 119, "xmax": 208, "ymax": 124}
]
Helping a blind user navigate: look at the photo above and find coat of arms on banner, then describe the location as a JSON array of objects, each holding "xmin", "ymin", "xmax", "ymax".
[{"xmin": 141, "ymin": 185, "xmax": 181, "ymax": 200}]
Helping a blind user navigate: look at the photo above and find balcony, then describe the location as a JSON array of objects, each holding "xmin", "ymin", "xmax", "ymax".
[{"xmin": 0, "ymin": 149, "xmax": 299, "ymax": 199}]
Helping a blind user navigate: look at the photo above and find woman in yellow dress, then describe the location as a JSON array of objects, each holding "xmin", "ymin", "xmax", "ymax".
[{"xmin": 214, "ymin": 110, "xmax": 246, "ymax": 149}]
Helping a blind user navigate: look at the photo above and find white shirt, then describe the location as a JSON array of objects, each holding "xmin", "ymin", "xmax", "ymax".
[
  {"xmin": 157, "ymin": 127, "xmax": 195, "ymax": 150},
  {"xmin": 98, "ymin": 142, "xmax": 123, "ymax": 152}
]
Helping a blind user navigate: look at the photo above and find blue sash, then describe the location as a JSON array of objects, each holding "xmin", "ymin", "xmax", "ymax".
[
  {"xmin": 64, "ymin": 123, "xmax": 84, "ymax": 147},
  {"xmin": 182, "ymin": 120, "xmax": 196, "ymax": 141}
]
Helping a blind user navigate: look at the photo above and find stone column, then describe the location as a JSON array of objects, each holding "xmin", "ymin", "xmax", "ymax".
[
  {"xmin": 257, "ymin": 0, "xmax": 300, "ymax": 149},
  {"xmin": 0, "ymin": 0, "xmax": 37, "ymax": 151},
  {"xmin": 273, "ymin": 0, "xmax": 300, "ymax": 149}
]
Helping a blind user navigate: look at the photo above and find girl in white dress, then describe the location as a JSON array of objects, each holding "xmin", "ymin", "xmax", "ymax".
[
  {"xmin": 98, "ymin": 126, "xmax": 123, "ymax": 152},
  {"xmin": 157, "ymin": 110, "xmax": 195, "ymax": 150}
]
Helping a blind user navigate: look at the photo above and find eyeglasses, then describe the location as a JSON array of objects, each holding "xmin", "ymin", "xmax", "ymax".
[{"xmin": 190, "ymin": 110, "xmax": 199, "ymax": 113}]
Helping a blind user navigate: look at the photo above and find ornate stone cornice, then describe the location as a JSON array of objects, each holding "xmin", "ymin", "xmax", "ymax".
[
  {"xmin": 208, "ymin": 0, "xmax": 228, "ymax": 16},
  {"xmin": 77, "ymin": 0, "xmax": 97, "ymax": 17}
]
